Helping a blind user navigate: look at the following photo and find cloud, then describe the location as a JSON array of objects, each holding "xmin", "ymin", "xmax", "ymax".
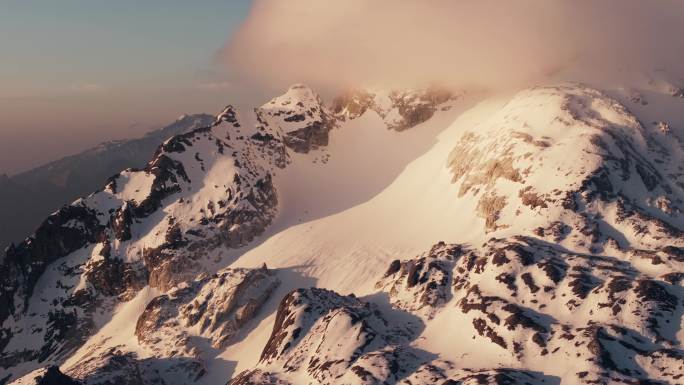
[{"xmin": 219, "ymin": 0, "xmax": 684, "ymax": 94}]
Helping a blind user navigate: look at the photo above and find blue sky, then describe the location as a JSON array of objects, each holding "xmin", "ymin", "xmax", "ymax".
[
  {"xmin": 0, "ymin": 0, "xmax": 252, "ymax": 174},
  {"xmin": 1, "ymin": 0, "xmax": 251, "ymax": 96}
]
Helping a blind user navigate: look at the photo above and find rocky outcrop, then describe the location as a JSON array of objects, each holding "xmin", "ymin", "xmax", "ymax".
[
  {"xmin": 0, "ymin": 205, "xmax": 105, "ymax": 323},
  {"xmin": 6, "ymin": 365, "xmax": 81, "ymax": 385},
  {"xmin": 64, "ymin": 347, "xmax": 204, "ymax": 385},
  {"xmin": 375, "ymin": 242, "xmax": 465, "ymax": 317},
  {"xmin": 228, "ymin": 369, "xmax": 289, "ymax": 385},
  {"xmin": 375, "ymin": 237, "xmax": 684, "ymax": 384},
  {"xmin": 330, "ymin": 89, "xmax": 376, "ymax": 121},
  {"xmin": 257, "ymin": 84, "xmax": 336, "ymax": 154},
  {"xmin": 230, "ymin": 288, "xmax": 420, "ymax": 385},
  {"xmin": 135, "ymin": 265, "xmax": 279, "ymax": 356},
  {"xmin": 0, "ymin": 205, "xmax": 108, "ymax": 373},
  {"xmin": 230, "ymin": 278, "xmax": 604, "ymax": 385},
  {"xmin": 398, "ymin": 365, "xmax": 556, "ymax": 385},
  {"xmin": 332, "ymin": 87, "xmax": 460, "ymax": 131},
  {"xmin": 6, "ymin": 262, "xmax": 280, "ymax": 385},
  {"xmin": 0, "ymin": 114, "xmax": 215, "ymax": 255},
  {"xmin": 447, "ymin": 85, "xmax": 684, "ymax": 251},
  {"xmin": 382, "ymin": 88, "xmax": 455, "ymax": 131}
]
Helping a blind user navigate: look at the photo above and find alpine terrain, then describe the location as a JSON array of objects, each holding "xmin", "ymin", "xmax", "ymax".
[
  {"xmin": 0, "ymin": 114, "xmax": 215, "ymax": 253},
  {"xmin": 1, "ymin": 78, "xmax": 683, "ymax": 385}
]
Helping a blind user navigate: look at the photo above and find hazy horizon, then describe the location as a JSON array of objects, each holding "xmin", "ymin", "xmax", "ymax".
[{"xmin": 0, "ymin": 0, "xmax": 251, "ymax": 175}]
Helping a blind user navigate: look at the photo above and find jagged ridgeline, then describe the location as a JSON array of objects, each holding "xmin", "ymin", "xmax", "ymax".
[
  {"xmin": 2, "ymin": 83, "xmax": 683, "ymax": 385},
  {"xmin": 0, "ymin": 114, "xmax": 217, "ymax": 254}
]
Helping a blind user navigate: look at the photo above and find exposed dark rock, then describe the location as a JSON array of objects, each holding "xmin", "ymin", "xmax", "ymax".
[
  {"xmin": 36, "ymin": 366, "xmax": 81, "ymax": 385},
  {"xmin": 0, "ymin": 204, "xmax": 104, "ymax": 324},
  {"xmin": 135, "ymin": 266, "xmax": 280, "ymax": 353},
  {"xmin": 376, "ymin": 243, "xmax": 464, "ymax": 317},
  {"xmin": 386, "ymin": 88, "xmax": 457, "ymax": 131}
]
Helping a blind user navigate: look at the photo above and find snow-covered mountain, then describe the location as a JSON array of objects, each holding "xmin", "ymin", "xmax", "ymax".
[
  {"xmin": 1, "ymin": 81, "xmax": 682, "ymax": 385},
  {"xmin": 0, "ymin": 114, "xmax": 215, "ymax": 254}
]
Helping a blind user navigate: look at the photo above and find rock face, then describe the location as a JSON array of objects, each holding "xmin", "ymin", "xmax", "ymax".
[
  {"xmin": 230, "ymin": 288, "xmax": 420, "ymax": 385},
  {"xmin": 135, "ymin": 265, "xmax": 280, "ymax": 354},
  {"xmin": 375, "ymin": 242, "xmax": 465, "ymax": 318},
  {"xmin": 0, "ymin": 114, "xmax": 215, "ymax": 254},
  {"xmin": 134, "ymin": 106, "xmax": 281, "ymax": 291},
  {"xmin": 0, "ymin": 206, "xmax": 111, "ymax": 372},
  {"xmin": 448, "ymin": 236, "xmax": 683, "ymax": 384},
  {"xmin": 62, "ymin": 347, "xmax": 206, "ymax": 385},
  {"xmin": 228, "ymin": 367, "xmax": 554, "ymax": 385},
  {"xmin": 16, "ymin": 345, "xmax": 201, "ymax": 385},
  {"xmin": 6, "ymin": 365, "xmax": 81, "ymax": 385},
  {"xmin": 447, "ymin": 85, "xmax": 684, "ymax": 251},
  {"xmin": 257, "ymin": 84, "xmax": 336, "ymax": 154},
  {"xmin": 332, "ymin": 87, "xmax": 459, "ymax": 131},
  {"xmin": 377, "ymin": 235, "xmax": 684, "ymax": 384},
  {"xmin": 230, "ymin": 235, "xmax": 683, "ymax": 385},
  {"xmin": 400, "ymin": 368, "xmax": 555, "ymax": 385},
  {"xmin": 228, "ymin": 284, "xmax": 580, "ymax": 385}
]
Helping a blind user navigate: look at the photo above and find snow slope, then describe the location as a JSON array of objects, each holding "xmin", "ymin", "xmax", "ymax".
[
  {"xmin": 219, "ymin": 84, "xmax": 684, "ymax": 385},
  {"xmin": 2, "ymin": 82, "xmax": 683, "ymax": 385}
]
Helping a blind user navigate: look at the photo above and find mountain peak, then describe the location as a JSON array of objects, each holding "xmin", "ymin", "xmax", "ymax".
[
  {"xmin": 286, "ymin": 82, "xmax": 315, "ymax": 95},
  {"xmin": 255, "ymin": 85, "xmax": 333, "ymax": 153},
  {"xmin": 263, "ymin": 83, "xmax": 320, "ymax": 110},
  {"xmin": 217, "ymin": 104, "xmax": 239, "ymax": 125}
]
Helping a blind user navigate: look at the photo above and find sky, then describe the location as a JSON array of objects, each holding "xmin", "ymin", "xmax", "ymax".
[
  {"xmin": 0, "ymin": 0, "xmax": 251, "ymax": 175},
  {"xmin": 222, "ymin": 0, "xmax": 684, "ymax": 94}
]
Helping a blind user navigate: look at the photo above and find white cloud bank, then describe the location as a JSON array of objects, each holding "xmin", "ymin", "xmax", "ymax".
[{"xmin": 220, "ymin": 0, "xmax": 684, "ymax": 93}]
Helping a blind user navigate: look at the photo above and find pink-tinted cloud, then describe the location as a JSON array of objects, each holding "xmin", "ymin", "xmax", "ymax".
[
  {"xmin": 220, "ymin": 0, "xmax": 684, "ymax": 93},
  {"xmin": 196, "ymin": 81, "xmax": 233, "ymax": 91}
]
